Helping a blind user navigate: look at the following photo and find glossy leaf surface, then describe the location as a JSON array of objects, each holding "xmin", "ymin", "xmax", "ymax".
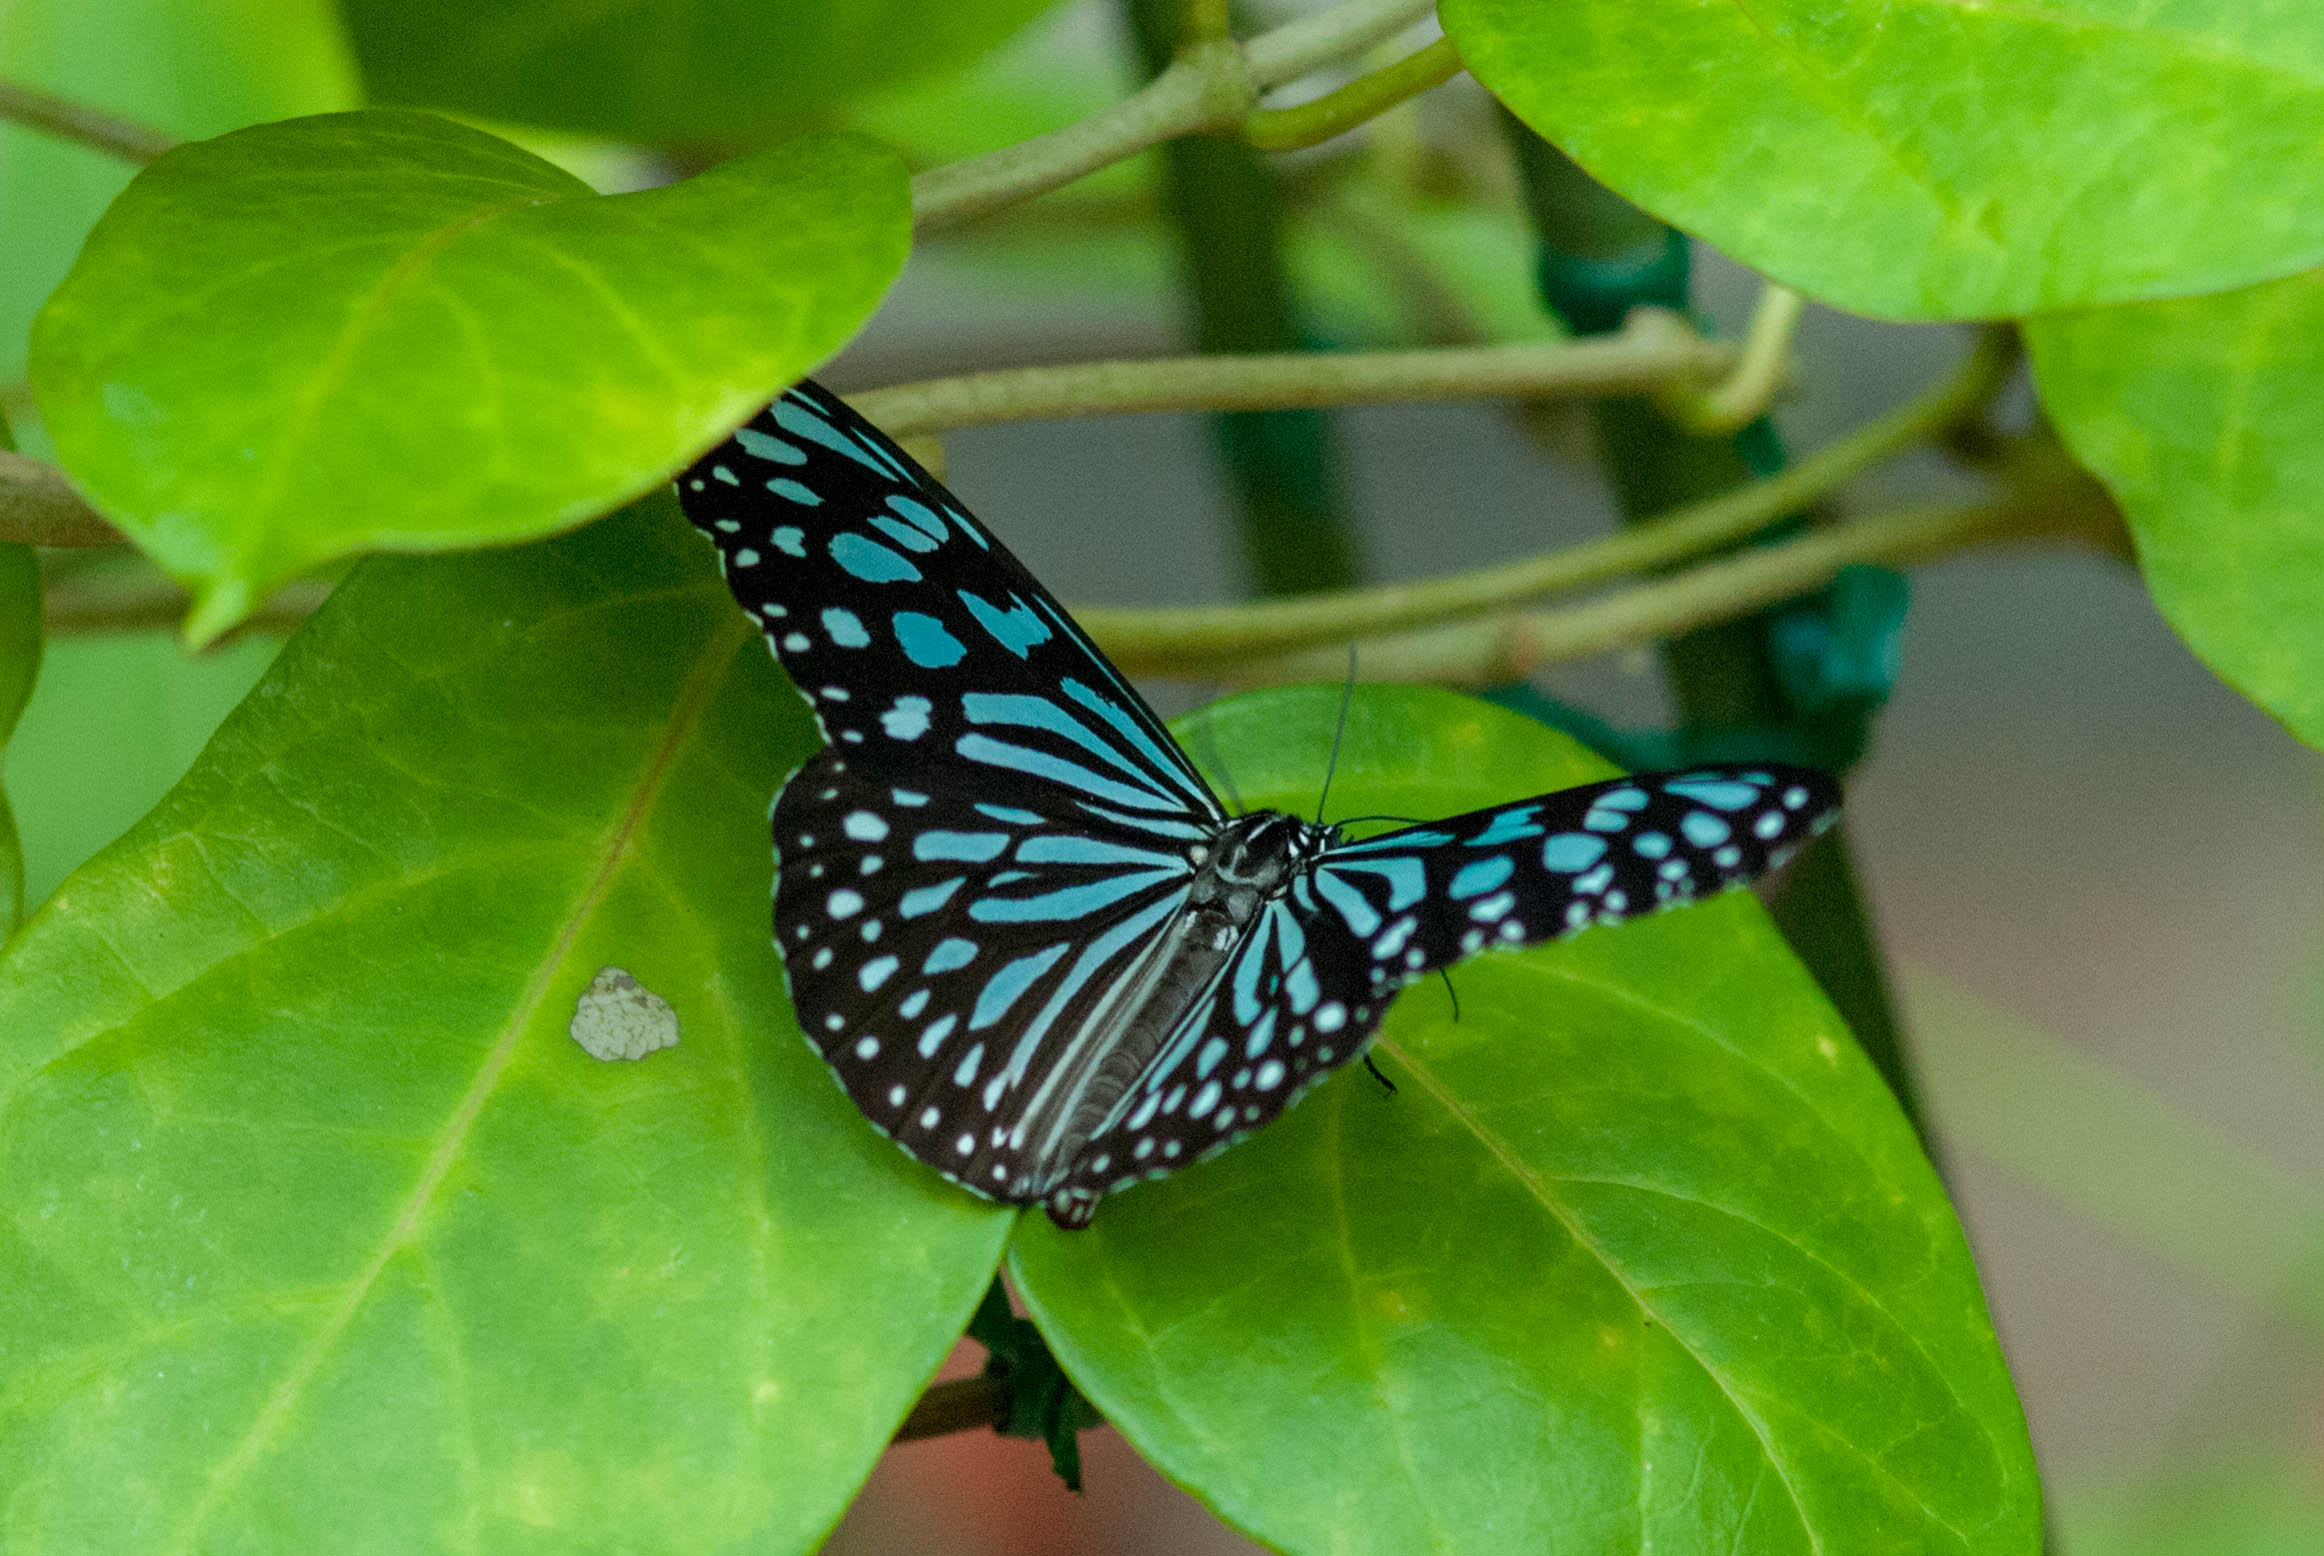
[
  {"xmin": 1015, "ymin": 685, "xmax": 2040, "ymax": 1556},
  {"xmin": 30, "ymin": 111, "xmax": 908, "ymax": 642},
  {"xmin": 340, "ymin": 0, "xmax": 1059, "ymax": 145},
  {"xmin": 1445, "ymin": 0, "xmax": 2324, "ymax": 319},
  {"xmin": 2028, "ymin": 273, "xmax": 2324, "ymax": 751},
  {"xmin": 0, "ymin": 0, "xmax": 354, "ymax": 383},
  {"xmin": 0, "ymin": 498, "xmax": 1011, "ymax": 1554}
]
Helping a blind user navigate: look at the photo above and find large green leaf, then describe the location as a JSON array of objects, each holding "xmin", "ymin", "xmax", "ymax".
[
  {"xmin": 0, "ymin": 0, "xmax": 354, "ymax": 386},
  {"xmin": 1444, "ymin": 0, "xmax": 2324, "ymax": 320},
  {"xmin": 1015, "ymin": 685, "xmax": 2039, "ymax": 1556},
  {"xmin": 339, "ymin": 0, "xmax": 1059, "ymax": 146},
  {"xmin": 30, "ymin": 110, "xmax": 909, "ymax": 644},
  {"xmin": 0, "ymin": 497, "xmax": 1011, "ymax": 1554},
  {"xmin": 2026, "ymin": 272, "xmax": 2324, "ymax": 751}
]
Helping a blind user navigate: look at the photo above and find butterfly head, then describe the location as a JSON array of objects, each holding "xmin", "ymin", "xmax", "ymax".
[{"xmin": 1185, "ymin": 810, "xmax": 1338, "ymax": 921}]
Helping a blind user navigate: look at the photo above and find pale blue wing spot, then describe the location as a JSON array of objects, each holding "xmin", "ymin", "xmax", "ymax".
[
  {"xmin": 1669, "ymin": 780, "xmax": 1761, "ymax": 812},
  {"xmin": 1448, "ymin": 856, "xmax": 1515, "ymax": 900},
  {"xmin": 1323, "ymin": 855, "xmax": 1427, "ymax": 910},
  {"xmin": 917, "ymin": 1013, "xmax": 957, "ymax": 1058},
  {"xmin": 1632, "ymin": 831, "xmax": 1673, "ymax": 858},
  {"xmin": 736, "ymin": 426, "xmax": 807, "ymax": 466},
  {"xmin": 1197, "ymin": 1036, "xmax": 1229, "ymax": 1078},
  {"xmin": 871, "ymin": 515, "xmax": 939, "ymax": 552},
  {"xmin": 711, "ymin": 465, "xmax": 739, "ymax": 485},
  {"xmin": 1284, "ymin": 959, "xmax": 1320, "ymax": 1016},
  {"xmin": 768, "ymin": 478, "xmax": 821, "ymax": 505},
  {"xmin": 1017, "ymin": 835, "xmax": 1181, "ymax": 868},
  {"xmin": 1543, "ymin": 833, "xmax": 1607, "ymax": 872},
  {"xmin": 886, "ymin": 495, "xmax": 949, "ymax": 541},
  {"xmin": 894, "ymin": 612, "xmax": 967, "ymax": 668},
  {"xmin": 881, "ymin": 695, "xmax": 933, "ymax": 739},
  {"xmin": 772, "ymin": 526, "xmax": 807, "ymax": 557},
  {"xmin": 956, "ymin": 733, "xmax": 1182, "ymax": 811},
  {"xmin": 775, "ymin": 397, "xmax": 890, "ymax": 476},
  {"xmin": 924, "ymin": 938, "xmax": 978, "ymax": 974},
  {"xmin": 830, "ymin": 532, "xmax": 921, "ymax": 583},
  {"xmin": 1312, "ymin": 868, "xmax": 1382, "ymax": 936},
  {"xmin": 975, "ymin": 804, "xmax": 1047, "ymax": 826},
  {"xmin": 1467, "ymin": 807, "xmax": 1544, "ymax": 847},
  {"xmin": 898, "ymin": 878, "xmax": 966, "ymax": 918},
  {"xmin": 960, "ymin": 590, "xmax": 1054, "ymax": 657},
  {"xmin": 1681, "ymin": 812, "xmax": 1731, "ymax": 847},
  {"xmin": 1584, "ymin": 808, "xmax": 1632, "ymax": 832},
  {"xmin": 969, "ymin": 867, "xmax": 1178, "ymax": 922},
  {"xmin": 914, "ymin": 830, "xmax": 1011, "ymax": 863},
  {"xmin": 1597, "ymin": 786, "xmax": 1650, "ymax": 811},
  {"xmin": 821, "ymin": 607, "xmax": 871, "ymax": 647}
]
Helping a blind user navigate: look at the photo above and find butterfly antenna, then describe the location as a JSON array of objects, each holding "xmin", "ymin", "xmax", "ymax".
[
  {"xmin": 1193, "ymin": 699, "xmax": 1246, "ymax": 816},
  {"xmin": 1314, "ymin": 645, "xmax": 1358, "ymax": 824}
]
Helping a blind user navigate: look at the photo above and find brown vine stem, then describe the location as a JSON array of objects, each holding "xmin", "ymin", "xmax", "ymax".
[
  {"xmin": 42, "ymin": 568, "xmax": 329, "ymax": 639},
  {"xmin": 0, "ymin": 450, "xmax": 120, "ymax": 546},
  {"xmin": 1222, "ymin": 471, "xmax": 2121, "ymax": 686},
  {"xmin": 850, "ymin": 308, "xmax": 1727, "ymax": 437},
  {"xmin": 911, "ymin": 0, "xmax": 1435, "ymax": 230},
  {"xmin": 0, "ymin": 77, "xmax": 178, "ymax": 163},
  {"xmin": 1075, "ymin": 325, "xmax": 2020, "ymax": 671}
]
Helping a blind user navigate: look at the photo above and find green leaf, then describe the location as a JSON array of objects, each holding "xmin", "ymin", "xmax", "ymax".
[
  {"xmin": 1443, "ymin": 0, "xmax": 2324, "ymax": 319},
  {"xmin": 0, "ymin": 0, "xmax": 355, "ymax": 384},
  {"xmin": 29, "ymin": 111, "xmax": 909, "ymax": 644},
  {"xmin": 6, "ymin": 631, "xmax": 280, "ymax": 907},
  {"xmin": 0, "ymin": 497, "xmax": 1011, "ymax": 1554},
  {"xmin": 339, "ymin": 0, "xmax": 1061, "ymax": 146},
  {"xmin": 2025, "ymin": 272, "xmax": 2324, "ymax": 750},
  {"xmin": 0, "ymin": 540, "xmax": 39, "ymax": 937},
  {"xmin": 1014, "ymin": 686, "xmax": 2039, "ymax": 1556}
]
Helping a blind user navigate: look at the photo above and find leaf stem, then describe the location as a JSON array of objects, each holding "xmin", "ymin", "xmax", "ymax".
[
  {"xmin": 1242, "ymin": 35, "xmax": 1464, "ymax": 153},
  {"xmin": 0, "ymin": 77, "xmax": 178, "ymax": 163},
  {"xmin": 0, "ymin": 451, "xmax": 120, "ymax": 546},
  {"xmin": 853, "ymin": 308, "xmax": 1724, "ymax": 437},
  {"xmin": 911, "ymin": 0, "xmax": 1436, "ymax": 230},
  {"xmin": 891, "ymin": 1375, "xmax": 1012, "ymax": 1442},
  {"xmin": 1071, "ymin": 325, "xmax": 2019, "ymax": 667}
]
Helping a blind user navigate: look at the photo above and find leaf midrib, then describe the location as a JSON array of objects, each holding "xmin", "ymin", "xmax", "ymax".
[{"xmin": 157, "ymin": 610, "xmax": 749, "ymax": 1555}]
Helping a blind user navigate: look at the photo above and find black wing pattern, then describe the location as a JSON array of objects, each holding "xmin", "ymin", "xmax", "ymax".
[
  {"xmin": 1039, "ymin": 767, "xmax": 1839, "ymax": 1222},
  {"xmin": 680, "ymin": 382, "xmax": 1225, "ymax": 1203},
  {"xmin": 680, "ymin": 376, "xmax": 1843, "ymax": 1229}
]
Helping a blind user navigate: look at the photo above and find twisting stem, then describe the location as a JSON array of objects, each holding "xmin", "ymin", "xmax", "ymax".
[
  {"xmin": 850, "ymin": 309, "xmax": 1727, "ymax": 436},
  {"xmin": 912, "ymin": 0, "xmax": 1435, "ymax": 229},
  {"xmin": 1071, "ymin": 325, "xmax": 2020, "ymax": 667},
  {"xmin": 1243, "ymin": 35, "xmax": 1464, "ymax": 152},
  {"xmin": 0, "ymin": 451, "xmax": 120, "ymax": 546},
  {"xmin": 1664, "ymin": 284, "xmax": 1804, "ymax": 434},
  {"xmin": 0, "ymin": 77, "xmax": 178, "ymax": 162}
]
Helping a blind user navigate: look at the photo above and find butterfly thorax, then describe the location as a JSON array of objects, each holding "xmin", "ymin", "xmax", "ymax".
[{"xmin": 1013, "ymin": 810, "xmax": 1339, "ymax": 1197}]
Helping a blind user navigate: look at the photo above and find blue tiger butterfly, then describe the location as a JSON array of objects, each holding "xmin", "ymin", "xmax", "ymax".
[{"xmin": 679, "ymin": 380, "xmax": 1839, "ymax": 1227}]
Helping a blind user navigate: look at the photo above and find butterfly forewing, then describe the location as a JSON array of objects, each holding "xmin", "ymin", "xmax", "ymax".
[{"xmin": 680, "ymin": 381, "xmax": 1225, "ymax": 837}]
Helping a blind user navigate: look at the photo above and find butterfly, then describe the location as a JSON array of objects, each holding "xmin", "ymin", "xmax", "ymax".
[{"xmin": 678, "ymin": 380, "xmax": 1841, "ymax": 1228}]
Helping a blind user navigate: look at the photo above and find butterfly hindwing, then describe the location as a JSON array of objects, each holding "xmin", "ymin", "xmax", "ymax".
[
  {"xmin": 773, "ymin": 748, "xmax": 1199, "ymax": 1202},
  {"xmin": 1309, "ymin": 765, "xmax": 1840, "ymax": 985}
]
